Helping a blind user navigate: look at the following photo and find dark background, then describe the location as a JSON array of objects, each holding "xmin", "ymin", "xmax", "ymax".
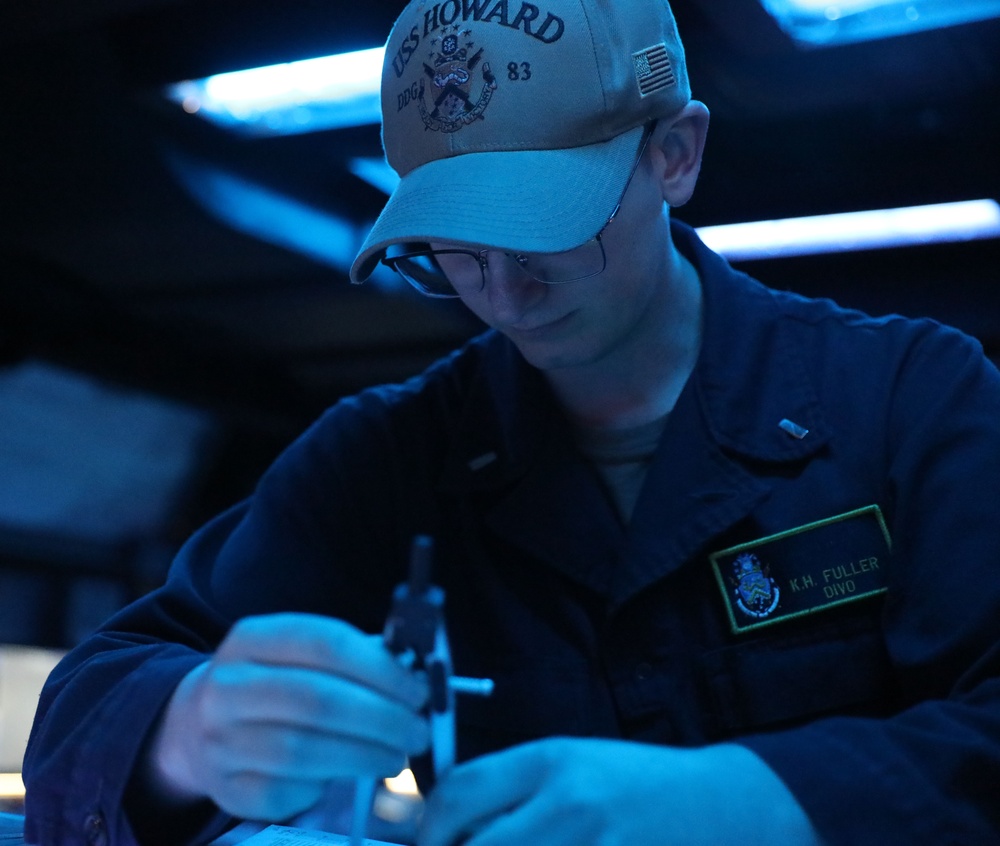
[{"xmin": 2, "ymin": 0, "xmax": 998, "ymax": 648}]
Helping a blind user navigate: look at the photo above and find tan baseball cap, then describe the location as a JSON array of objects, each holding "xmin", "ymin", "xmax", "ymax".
[{"xmin": 350, "ymin": 0, "xmax": 692, "ymax": 283}]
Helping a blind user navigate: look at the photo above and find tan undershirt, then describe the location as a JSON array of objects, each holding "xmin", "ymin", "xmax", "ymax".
[{"xmin": 573, "ymin": 414, "xmax": 669, "ymax": 523}]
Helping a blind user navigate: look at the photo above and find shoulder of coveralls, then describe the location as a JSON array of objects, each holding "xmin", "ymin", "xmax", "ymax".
[
  {"xmin": 307, "ymin": 327, "xmax": 508, "ymax": 438},
  {"xmin": 762, "ymin": 280, "xmax": 993, "ymax": 391}
]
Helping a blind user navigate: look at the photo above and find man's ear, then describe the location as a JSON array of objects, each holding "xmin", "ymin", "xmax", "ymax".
[{"xmin": 650, "ymin": 100, "xmax": 710, "ymax": 207}]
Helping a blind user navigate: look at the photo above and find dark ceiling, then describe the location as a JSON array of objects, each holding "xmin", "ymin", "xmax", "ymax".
[{"xmin": 1, "ymin": 2, "xmax": 999, "ymax": 641}]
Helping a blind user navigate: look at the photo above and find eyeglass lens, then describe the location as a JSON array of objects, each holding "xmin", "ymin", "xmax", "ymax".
[
  {"xmin": 388, "ymin": 240, "xmax": 606, "ymax": 297},
  {"xmin": 381, "ymin": 121, "xmax": 653, "ymax": 298}
]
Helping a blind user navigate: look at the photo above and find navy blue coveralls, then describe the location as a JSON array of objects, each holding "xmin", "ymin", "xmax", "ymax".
[{"xmin": 23, "ymin": 223, "xmax": 1000, "ymax": 845}]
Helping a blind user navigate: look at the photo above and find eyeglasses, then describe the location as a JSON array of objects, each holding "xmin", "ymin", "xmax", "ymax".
[{"xmin": 381, "ymin": 122, "xmax": 656, "ymax": 299}]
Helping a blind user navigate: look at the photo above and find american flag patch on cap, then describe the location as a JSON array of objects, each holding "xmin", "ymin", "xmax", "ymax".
[{"xmin": 632, "ymin": 43, "xmax": 676, "ymax": 97}]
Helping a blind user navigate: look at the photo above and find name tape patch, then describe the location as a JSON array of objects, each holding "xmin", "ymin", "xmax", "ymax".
[{"xmin": 710, "ymin": 504, "xmax": 892, "ymax": 635}]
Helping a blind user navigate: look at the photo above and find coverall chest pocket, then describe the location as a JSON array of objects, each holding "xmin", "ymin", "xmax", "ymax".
[{"xmin": 700, "ymin": 611, "xmax": 897, "ymax": 735}]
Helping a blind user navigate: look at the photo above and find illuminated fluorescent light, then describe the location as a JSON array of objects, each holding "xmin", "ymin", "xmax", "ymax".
[
  {"xmin": 348, "ymin": 157, "xmax": 401, "ymax": 196},
  {"xmin": 166, "ymin": 46, "xmax": 385, "ymax": 136},
  {"xmin": 696, "ymin": 200, "xmax": 1000, "ymax": 261},
  {"xmin": 0, "ymin": 773, "xmax": 24, "ymax": 799},
  {"xmin": 759, "ymin": 0, "xmax": 1000, "ymax": 46},
  {"xmin": 166, "ymin": 149, "xmax": 403, "ymax": 291}
]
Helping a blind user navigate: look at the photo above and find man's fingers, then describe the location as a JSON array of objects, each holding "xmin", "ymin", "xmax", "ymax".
[
  {"xmin": 151, "ymin": 613, "xmax": 433, "ymax": 820},
  {"xmin": 420, "ymin": 741, "xmax": 553, "ymax": 846},
  {"xmin": 217, "ymin": 613, "xmax": 428, "ymax": 708},
  {"xmin": 200, "ymin": 662, "xmax": 430, "ymax": 757},
  {"xmin": 212, "ymin": 771, "xmax": 327, "ymax": 821},
  {"xmin": 204, "ymin": 724, "xmax": 409, "ymax": 782}
]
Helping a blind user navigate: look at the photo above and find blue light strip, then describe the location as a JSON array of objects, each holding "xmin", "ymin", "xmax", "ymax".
[
  {"xmin": 166, "ymin": 46, "xmax": 385, "ymax": 135},
  {"xmin": 759, "ymin": 0, "xmax": 1000, "ymax": 46},
  {"xmin": 166, "ymin": 150, "xmax": 404, "ymax": 291},
  {"xmin": 696, "ymin": 200, "xmax": 1000, "ymax": 260}
]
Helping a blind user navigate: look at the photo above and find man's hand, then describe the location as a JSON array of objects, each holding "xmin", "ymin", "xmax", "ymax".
[
  {"xmin": 419, "ymin": 737, "xmax": 821, "ymax": 846},
  {"xmin": 146, "ymin": 612, "xmax": 429, "ymax": 821}
]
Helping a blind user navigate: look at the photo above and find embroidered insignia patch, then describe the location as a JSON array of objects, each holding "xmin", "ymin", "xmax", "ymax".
[
  {"xmin": 418, "ymin": 25, "xmax": 498, "ymax": 133},
  {"xmin": 710, "ymin": 505, "xmax": 892, "ymax": 634},
  {"xmin": 731, "ymin": 553, "xmax": 780, "ymax": 619},
  {"xmin": 632, "ymin": 43, "xmax": 676, "ymax": 97}
]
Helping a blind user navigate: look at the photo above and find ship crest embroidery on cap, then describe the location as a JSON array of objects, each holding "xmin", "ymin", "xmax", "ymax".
[
  {"xmin": 418, "ymin": 25, "xmax": 499, "ymax": 133},
  {"xmin": 632, "ymin": 42, "xmax": 676, "ymax": 97}
]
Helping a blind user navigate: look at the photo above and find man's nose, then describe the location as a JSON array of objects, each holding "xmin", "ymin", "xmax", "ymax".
[{"xmin": 484, "ymin": 252, "xmax": 546, "ymax": 317}]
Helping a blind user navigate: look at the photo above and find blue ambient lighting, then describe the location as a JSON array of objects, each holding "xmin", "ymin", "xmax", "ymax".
[
  {"xmin": 348, "ymin": 157, "xmax": 401, "ymax": 196},
  {"xmin": 758, "ymin": 0, "xmax": 1000, "ymax": 46},
  {"xmin": 696, "ymin": 200, "xmax": 1000, "ymax": 261},
  {"xmin": 167, "ymin": 150, "xmax": 403, "ymax": 291},
  {"xmin": 167, "ymin": 46, "xmax": 385, "ymax": 135}
]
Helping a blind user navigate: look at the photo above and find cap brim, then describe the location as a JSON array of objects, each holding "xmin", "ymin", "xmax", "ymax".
[{"xmin": 350, "ymin": 125, "xmax": 646, "ymax": 283}]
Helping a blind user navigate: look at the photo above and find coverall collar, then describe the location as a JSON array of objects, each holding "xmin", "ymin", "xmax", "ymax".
[{"xmin": 440, "ymin": 219, "xmax": 831, "ymax": 492}]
